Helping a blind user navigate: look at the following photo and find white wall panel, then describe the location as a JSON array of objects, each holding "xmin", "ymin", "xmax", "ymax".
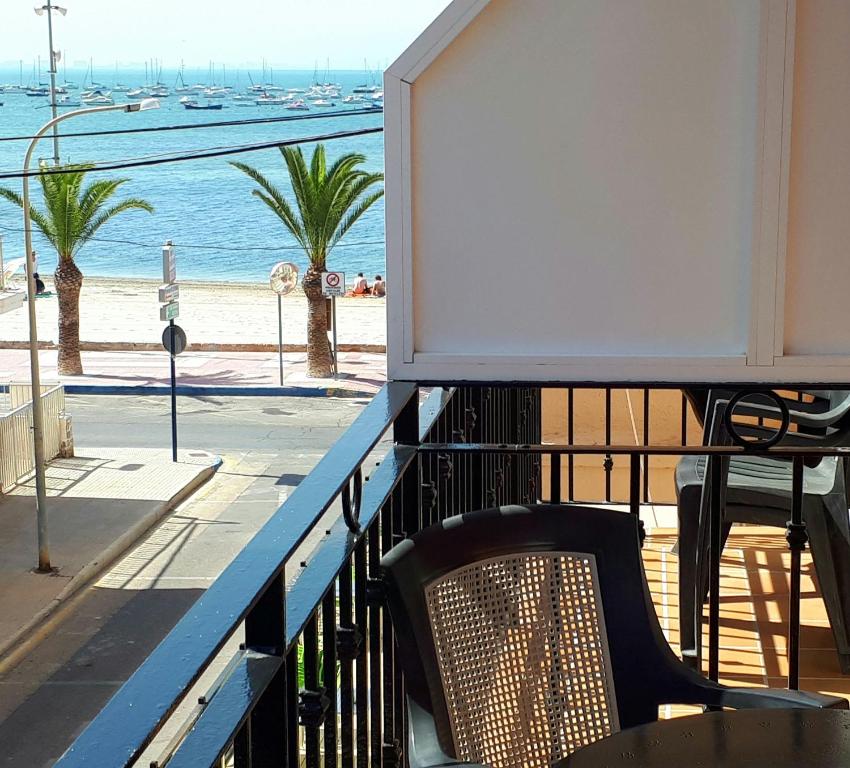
[{"xmin": 408, "ymin": 0, "xmax": 761, "ymax": 361}]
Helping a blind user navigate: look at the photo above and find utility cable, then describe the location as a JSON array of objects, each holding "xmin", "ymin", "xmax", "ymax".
[
  {"xmin": 0, "ymin": 126, "xmax": 384, "ymax": 180},
  {"xmin": 0, "ymin": 107, "xmax": 383, "ymax": 143},
  {"xmin": 0, "ymin": 223, "xmax": 384, "ymax": 252}
]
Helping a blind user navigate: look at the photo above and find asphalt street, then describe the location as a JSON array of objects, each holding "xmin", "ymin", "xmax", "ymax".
[
  {"xmin": 68, "ymin": 392, "xmax": 372, "ymax": 454},
  {"xmin": 0, "ymin": 393, "xmax": 374, "ymax": 766}
]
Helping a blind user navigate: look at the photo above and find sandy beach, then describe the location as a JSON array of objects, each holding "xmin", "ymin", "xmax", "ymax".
[{"xmin": 0, "ymin": 276, "xmax": 387, "ymax": 351}]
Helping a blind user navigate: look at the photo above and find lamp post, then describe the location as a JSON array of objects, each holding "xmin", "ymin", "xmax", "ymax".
[
  {"xmin": 23, "ymin": 98, "xmax": 160, "ymax": 572},
  {"xmin": 34, "ymin": 1, "xmax": 68, "ymax": 166}
]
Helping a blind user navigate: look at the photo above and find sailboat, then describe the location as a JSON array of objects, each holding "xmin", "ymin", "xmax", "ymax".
[{"xmin": 174, "ymin": 63, "xmax": 192, "ymax": 94}]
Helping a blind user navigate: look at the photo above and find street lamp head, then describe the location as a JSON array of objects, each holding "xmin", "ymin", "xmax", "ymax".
[
  {"xmin": 34, "ymin": 4, "xmax": 66, "ymax": 13},
  {"xmin": 125, "ymin": 98, "xmax": 161, "ymax": 113}
]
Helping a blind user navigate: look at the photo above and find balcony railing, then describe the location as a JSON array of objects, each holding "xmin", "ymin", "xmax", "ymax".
[{"xmin": 55, "ymin": 383, "xmax": 849, "ymax": 768}]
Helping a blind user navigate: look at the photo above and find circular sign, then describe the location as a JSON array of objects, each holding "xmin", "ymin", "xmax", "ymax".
[
  {"xmin": 325, "ymin": 272, "xmax": 340, "ymax": 288},
  {"xmin": 269, "ymin": 261, "xmax": 299, "ymax": 295},
  {"xmin": 161, "ymin": 324, "xmax": 188, "ymax": 356}
]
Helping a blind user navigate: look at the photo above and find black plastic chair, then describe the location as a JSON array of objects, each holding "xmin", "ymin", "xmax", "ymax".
[
  {"xmin": 676, "ymin": 390, "xmax": 850, "ymax": 672},
  {"xmin": 381, "ymin": 504, "xmax": 846, "ymax": 768}
]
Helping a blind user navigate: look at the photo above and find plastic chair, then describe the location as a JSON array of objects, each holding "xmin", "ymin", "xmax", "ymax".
[
  {"xmin": 676, "ymin": 390, "xmax": 850, "ymax": 672},
  {"xmin": 381, "ymin": 504, "xmax": 846, "ymax": 768}
]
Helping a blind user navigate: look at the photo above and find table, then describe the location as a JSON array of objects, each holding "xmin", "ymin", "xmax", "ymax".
[{"xmin": 558, "ymin": 708, "xmax": 850, "ymax": 768}]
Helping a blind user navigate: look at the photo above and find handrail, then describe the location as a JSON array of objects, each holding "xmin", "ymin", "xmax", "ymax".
[
  {"xmin": 420, "ymin": 442, "xmax": 850, "ymax": 457},
  {"xmin": 56, "ymin": 382, "xmax": 419, "ymax": 768}
]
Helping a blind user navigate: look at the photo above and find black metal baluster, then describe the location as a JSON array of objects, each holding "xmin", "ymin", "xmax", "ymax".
[
  {"xmin": 604, "ymin": 388, "xmax": 613, "ymax": 502},
  {"xmin": 642, "ymin": 389, "xmax": 650, "ymax": 503},
  {"xmin": 708, "ymin": 455, "xmax": 724, "ymax": 683},
  {"xmin": 567, "ymin": 388, "xmax": 575, "ymax": 501},
  {"xmin": 323, "ymin": 588, "xmax": 338, "ymax": 768},
  {"xmin": 368, "ymin": 522, "xmax": 382, "ymax": 768},
  {"xmin": 469, "ymin": 387, "xmax": 483, "ymax": 511},
  {"xmin": 787, "ymin": 456, "xmax": 807, "ymax": 691},
  {"xmin": 338, "ymin": 556, "xmax": 355, "ymax": 768},
  {"xmin": 630, "ymin": 453, "xmax": 641, "ymax": 519},
  {"xmin": 355, "ymin": 539, "xmax": 369, "ymax": 768},
  {"xmin": 286, "ymin": 646, "xmax": 299, "ymax": 768},
  {"xmin": 239, "ymin": 571, "xmax": 286, "ymax": 767},
  {"xmin": 550, "ymin": 451, "xmax": 561, "ymax": 504},
  {"xmin": 382, "ymin": 501, "xmax": 401, "ymax": 768},
  {"xmin": 390, "ymin": 489, "xmax": 405, "ymax": 767},
  {"xmin": 301, "ymin": 615, "xmax": 323, "ymax": 768}
]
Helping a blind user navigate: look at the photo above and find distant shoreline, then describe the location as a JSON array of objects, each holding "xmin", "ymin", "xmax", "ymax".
[{"xmin": 5, "ymin": 273, "xmax": 389, "ymax": 301}]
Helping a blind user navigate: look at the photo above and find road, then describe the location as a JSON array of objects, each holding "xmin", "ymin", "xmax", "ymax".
[
  {"xmin": 68, "ymin": 392, "xmax": 371, "ymax": 453},
  {"xmin": 0, "ymin": 394, "xmax": 373, "ymax": 766}
]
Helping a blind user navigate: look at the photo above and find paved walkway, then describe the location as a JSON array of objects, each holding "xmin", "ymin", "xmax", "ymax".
[
  {"xmin": 0, "ymin": 447, "xmax": 220, "ymax": 667},
  {"xmin": 0, "ymin": 349, "xmax": 387, "ymax": 395}
]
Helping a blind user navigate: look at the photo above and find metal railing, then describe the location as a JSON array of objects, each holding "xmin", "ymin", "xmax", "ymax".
[
  {"xmin": 56, "ymin": 383, "xmax": 849, "ymax": 768},
  {"xmin": 0, "ymin": 382, "xmax": 65, "ymax": 492}
]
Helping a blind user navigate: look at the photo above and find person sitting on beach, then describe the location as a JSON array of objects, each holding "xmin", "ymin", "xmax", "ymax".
[
  {"xmin": 353, "ymin": 272, "xmax": 370, "ymax": 295},
  {"xmin": 372, "ymin": 275, "xmax": 386, "ymax": 297},
  {"xmin": 33, "ymin": 272, "xmax": 46, "ymax": 295}
]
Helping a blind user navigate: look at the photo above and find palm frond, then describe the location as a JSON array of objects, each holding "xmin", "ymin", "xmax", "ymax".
[
  {"xmin": 281, "ymin": 147, "xmax": 315, "ymax": 239},
  {"xmin": 78, "ymin": 198, "xmax": 153, "ymax": 246},
  {"xmin": 331, "ymin": 189, "xmax": 384, "ymax": 248},
  {"xmin": 230, "ymin": 161, "xmax": 307, "ymax": 246},
  {"xmin": 78, "ymin": 178, "xmax": 129, "ymax": 225},
  {"xmin": 0, "ymin": 186, "xmax": 58, "ymax": 249}
]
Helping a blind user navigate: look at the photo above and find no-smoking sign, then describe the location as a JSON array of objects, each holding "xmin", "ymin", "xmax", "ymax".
[{"xmin": 322, "ymin": 271, "xmax": 345, "ymax": 297}]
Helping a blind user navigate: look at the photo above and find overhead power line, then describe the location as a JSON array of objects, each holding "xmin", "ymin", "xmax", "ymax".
[
  {"xmin": 0, "ymin": 107, "xmax": 383, "ymax": 143},
  {"xmin": 0, "ymin": 223, "xmax": 384, "ymax": 253},
  {"xmin": 0, "ymin": 126, "xmax": 384, "ymax": 180}
]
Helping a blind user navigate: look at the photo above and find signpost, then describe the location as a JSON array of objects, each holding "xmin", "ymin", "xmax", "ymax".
[
  {"xmin": 159, "ymin": 241, "xmax": 182, "ymax": 462},
  {"xmin": 321, "ymin": 271, "xmax": 344, "ymax": 378},
  {"xmin": 269, "ymin": 261, "xmax": 299, "ymax": 386}
]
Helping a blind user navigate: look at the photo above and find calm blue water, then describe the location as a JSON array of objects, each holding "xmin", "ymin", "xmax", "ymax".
[{"xmin": 0, "ymin": 67, "xmax": 385, "ymax": 283}]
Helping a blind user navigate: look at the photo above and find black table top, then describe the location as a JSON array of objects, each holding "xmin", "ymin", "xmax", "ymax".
[{"xmin": 558, "ymin": 708, "xmax": 850, "ymax": 768}]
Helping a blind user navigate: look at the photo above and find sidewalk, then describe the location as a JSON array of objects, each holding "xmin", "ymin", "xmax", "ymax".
[
  {"xmin": 0, "ymin": 349, "xmax": 387, "ymax": 396},
  {"xmin": 0, "ymin": 447, "xmax": 220, "ymax": 668}
]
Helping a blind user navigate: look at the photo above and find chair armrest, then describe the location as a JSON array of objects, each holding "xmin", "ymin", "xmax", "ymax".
[
  {"xmin": 659, "ymin": 659, "xmax": 848, "ymax": 711},
  {"xmin": 716, "ymin": 686, "xmax": 848, "ymax": 710},
  {"xmin": 711, "ymin": 392, "xmax": 850, "ymax": 432}
]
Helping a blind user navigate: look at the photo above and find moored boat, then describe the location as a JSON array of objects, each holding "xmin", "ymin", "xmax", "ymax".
[{"xmin": 183, "ymin": 100, "xmax": 223, "ymax": 110}]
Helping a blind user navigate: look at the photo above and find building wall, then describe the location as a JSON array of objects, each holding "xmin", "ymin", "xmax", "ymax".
[
  {"xmin": 784, "ymin": 0, "xmax": 850, "ymax": 355},
  {"xmin": 387, "ymin": 0, "xmax": 850, "ymax": 382}
]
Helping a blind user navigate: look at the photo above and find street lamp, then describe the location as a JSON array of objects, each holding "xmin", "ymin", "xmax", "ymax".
[
  {"xmin": 23, "ymin": 98, "xmax": 160, "ymax": 572},
  {"xmin": 34, "ymin": 1, "xmax": 68, "ymax": 166}
]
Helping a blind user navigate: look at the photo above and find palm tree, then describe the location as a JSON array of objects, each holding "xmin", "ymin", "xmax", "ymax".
[
  {"xmin": 0, "ymin": 165, "xmax": 153, "ymax": 375},
  {"xmin": 232, "ymin": 144, "xmax": 383, "ymax": 378}
]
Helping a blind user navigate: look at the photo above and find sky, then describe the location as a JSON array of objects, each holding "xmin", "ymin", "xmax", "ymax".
[{"xmin": 0, "ymin": 0, "xmax": 453, "ymax": 71}]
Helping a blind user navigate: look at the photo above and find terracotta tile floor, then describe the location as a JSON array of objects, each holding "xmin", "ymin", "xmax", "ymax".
[{"xmin": 643, "ymin": 523, "xmax": 850, "ymax": 717}]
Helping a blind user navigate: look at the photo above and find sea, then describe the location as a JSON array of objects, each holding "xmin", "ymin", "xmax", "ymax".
[{"xmin": 0, "ymin": 66, "xmax": 386, "ymax": 284}]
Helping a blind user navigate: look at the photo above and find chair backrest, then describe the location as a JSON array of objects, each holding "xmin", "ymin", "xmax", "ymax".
[{"xmin": 381, "ymin": 505, "xmax": 688, "ymax": 768}]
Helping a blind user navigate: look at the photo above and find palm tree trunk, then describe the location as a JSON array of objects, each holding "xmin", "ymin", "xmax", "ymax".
[
  {"xmin": 54, "ymin": 257, "xmax": 84, "ymax": 375},
  {"xmin": 303, "ymin": 264, "xmax": 333, "ymax": 378}
]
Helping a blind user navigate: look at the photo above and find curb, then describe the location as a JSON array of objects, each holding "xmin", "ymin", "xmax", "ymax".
[
  {"xmin": 0, "ymin": 454, "xmax": 223, "ymax": 675},
  {"xmin": 62, "ymin": 384, "xmax": 378, "ymax": 397}
]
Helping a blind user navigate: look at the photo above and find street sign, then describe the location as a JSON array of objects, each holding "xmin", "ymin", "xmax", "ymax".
[
  {"xmin": 162, "ymin": 324, "xmax": 187, "ymax": 356},
  {"xmin": 270, "ymin": 261, "xmax": 299, "ymax": 295},
  {"xmin": 160, "ymin": 301, "xmax": 179, "ymax": 321},
  {"xmin": 158, "ymin": 283, "xmax": 179, "ymax": 303},
  {"xmin": 162, "ymin": 244, "xmax": 176, "ymax": 284},
  {"xmin": 322, "ymin": 271, "xmax": 345, "ymax": 297}
]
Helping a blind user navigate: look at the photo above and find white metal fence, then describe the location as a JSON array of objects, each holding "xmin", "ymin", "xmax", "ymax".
[{"xmin": 0, "ymin": 383, "xmax": 66, "ymax": 493}]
